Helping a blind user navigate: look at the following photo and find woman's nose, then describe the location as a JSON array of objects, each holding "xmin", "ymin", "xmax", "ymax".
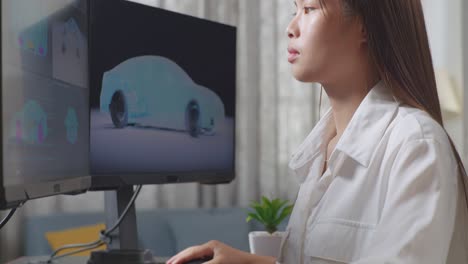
[
  {"xmin": 286, "ymin": 20, "xmax": 299, "ymax": 38},
  {"xmin": 287, "ymin": 27, "xmax": 294, "ymax": 38}
]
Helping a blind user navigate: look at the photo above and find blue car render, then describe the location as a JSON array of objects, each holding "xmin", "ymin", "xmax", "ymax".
[{"xmin": 99, "ymin": 55, "xmax": 225, "ymax": 137}]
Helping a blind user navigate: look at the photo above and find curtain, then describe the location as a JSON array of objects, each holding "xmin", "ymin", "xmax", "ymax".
[
  {"xmin": 422, "ymin": 0, "xmax": 465, "ymax": 159},
  {"xmin": 1, "ymin": 0, "xmax": 319, "ymax": 262}
]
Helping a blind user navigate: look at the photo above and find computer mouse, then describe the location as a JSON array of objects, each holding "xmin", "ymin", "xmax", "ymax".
[{"xmin": 182, "ymin": 256, "xmax": 213, "ymax": 264}]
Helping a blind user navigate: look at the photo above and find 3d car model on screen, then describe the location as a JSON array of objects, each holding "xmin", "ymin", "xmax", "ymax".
[{"xmin": 100, "ymin": 55, "xmax": 225, "ymax": 137}]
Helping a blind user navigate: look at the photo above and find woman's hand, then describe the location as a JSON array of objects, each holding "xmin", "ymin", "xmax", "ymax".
[{"xmin": 166, "ymin": 240, "xmax": 275, "ymax": 264}]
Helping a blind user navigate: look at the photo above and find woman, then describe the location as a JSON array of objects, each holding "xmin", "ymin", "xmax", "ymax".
[{"xmin": 167, "ymin": 0, "xmax": 468, "ymax": 263}]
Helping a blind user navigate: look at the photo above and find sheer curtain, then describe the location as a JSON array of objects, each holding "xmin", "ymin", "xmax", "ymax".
[
  {"xmin": 422, "ymin": 0, "xmax": 465, "ymax": 159},
  {"xmin": 1, "ymin": 0, "xmax": 318, "ymax": 262}
]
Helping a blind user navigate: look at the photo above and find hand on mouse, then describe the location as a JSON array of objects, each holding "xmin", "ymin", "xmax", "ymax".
[{"xmin": 166, "ymin": 240, "xmax": 275, "ymax": 264}]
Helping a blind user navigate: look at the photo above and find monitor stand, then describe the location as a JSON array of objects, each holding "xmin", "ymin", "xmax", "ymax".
[
  {"xmin": 87, "ymin": 185, "xmax": 155, "ymax": 264},
  {"xmin": 10, "ymin": 186, "xmax": 166, "ymax": 264}
]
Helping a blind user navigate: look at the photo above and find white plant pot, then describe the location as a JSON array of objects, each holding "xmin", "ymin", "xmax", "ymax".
[{"xmin": 248, "ymin": 231, "xmax": 285, "ymax": 257}]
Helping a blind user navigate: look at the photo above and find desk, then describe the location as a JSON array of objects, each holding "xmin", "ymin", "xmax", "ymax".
[{"xmin": 8, "ymin": 256, "xmax": 170, "ymax": 264}]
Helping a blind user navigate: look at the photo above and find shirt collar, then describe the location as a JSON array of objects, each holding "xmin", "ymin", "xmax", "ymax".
[
  {"xmin": 289, "ymin": 80, "xmax": 400, "ymax": 183},
  {"xmin": 288, "ymin": 108, "xmax": 335, "ymax": 183}
]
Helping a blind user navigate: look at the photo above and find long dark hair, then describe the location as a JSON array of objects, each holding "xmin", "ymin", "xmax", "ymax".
[{"xmin": 319, "ymin": 0, "xmax": 468, "ymax": 207}]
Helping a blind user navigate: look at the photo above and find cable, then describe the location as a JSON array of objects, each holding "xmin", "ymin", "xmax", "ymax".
[
  {"xmin": 0, "ymin": 201, "xmax": 24, "ymax": 230},
  {"xmin": 47, "ymin": 185, "xmax": 143, "ymax": 262},
  {"xmin": 103, "ymin": 185, "xmax": 142, "ymax": 236},
  {"xmin": 0, "ymin": 208, "xmax": 17, "ymax": 230},
  {"xmin": 48, "ymin": 241, "xmax": 105, "ymax": 262},
  {"xmin": 48, "ymin": 239, "xmax": 103, "ymax": 260}
]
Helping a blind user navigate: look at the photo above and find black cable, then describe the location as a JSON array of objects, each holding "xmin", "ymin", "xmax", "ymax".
[
  {"xmin": 0, "ymin": 208, "xmax": 17, "ymax": 230},
  {"xmin": 103, "ymin": 185, "xmax": 142, "ymax": 236}
]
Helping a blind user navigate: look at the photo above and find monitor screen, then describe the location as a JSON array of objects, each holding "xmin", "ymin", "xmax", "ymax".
[
  {"xmin": 89, "ymin": 0, "xmax": 236, "ymax": 188},
  {"xmin": 0, "ymin": 0, "xmax": 90, "ymax": 209}
]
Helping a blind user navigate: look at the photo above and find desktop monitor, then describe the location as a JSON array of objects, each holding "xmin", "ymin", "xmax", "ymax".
[
  {"xmin": 0, "ymin": 0, "xmax": 237, "ymax": 209},
  {"xmin": 89, "ymin": 0, "xmax": 237, "ymax": 189},
  {"xmin": 0, "ymin": 0, "xmax": 91, "ymax": 210}
]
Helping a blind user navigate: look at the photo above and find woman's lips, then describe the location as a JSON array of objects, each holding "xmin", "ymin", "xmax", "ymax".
[{"xmin": 288, "ymin": 47, "xmax": 300, "ymax": 63}]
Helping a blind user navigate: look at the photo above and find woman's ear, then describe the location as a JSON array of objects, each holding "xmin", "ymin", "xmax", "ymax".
[
  {"xmin": 350, "ymin": 17, "xmax": 367, "ymax": 46},
  {"xmin": 359, "ymin": 21, "xmax": 368, "ymax": 44}
]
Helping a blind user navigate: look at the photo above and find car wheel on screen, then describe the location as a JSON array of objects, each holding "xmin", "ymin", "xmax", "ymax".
[
  {"xmin": 109, "ymin": 90, "xmax": 128, "ymax": 128},
  {"xmin": 186, "ymin": 100, "xmax": 200, "ymax": 137}
]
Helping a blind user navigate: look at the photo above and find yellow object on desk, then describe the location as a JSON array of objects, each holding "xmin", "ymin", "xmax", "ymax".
[{"xmin": 45, "ymin": 223, "xmax": 107, "ymax": 256}]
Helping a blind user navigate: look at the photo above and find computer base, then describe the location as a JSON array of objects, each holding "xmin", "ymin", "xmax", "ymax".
[{"xmin": 87, "ymin": 249, "xmax": 155, "ymax": 264}]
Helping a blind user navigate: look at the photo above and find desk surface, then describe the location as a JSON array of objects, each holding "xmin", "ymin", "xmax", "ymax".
[{"xmin": 8, "ymin": 256, "xmax": 170, "ymax": 264}]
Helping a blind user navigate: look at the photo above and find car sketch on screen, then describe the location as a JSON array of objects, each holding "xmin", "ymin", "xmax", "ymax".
[
  {"xmin": 10, "ymin": 100, "xmax": 48, "ymax": 144},
  {"xmin": 52, "ymin": 17, "xmax": 88, "ymax": 88},
  {"xmin": 65, "ymin": 107, "xmax": 79, "ymax": 144},
  {"xmin": 99, "ymin": 55, "xmax": 225, "ymax": 137},
  {"xmin": 18, "ymin": 19, "xmax": 48, "ymax": 56}
]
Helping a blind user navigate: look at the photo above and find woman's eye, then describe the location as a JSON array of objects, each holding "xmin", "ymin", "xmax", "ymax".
[{"xmin": 304, "ymin": 7, "xmax": 316, "ymax": 14}]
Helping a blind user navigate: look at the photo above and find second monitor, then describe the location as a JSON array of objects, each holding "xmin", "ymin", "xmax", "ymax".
[{"xmin": 89, "ymin": 0, "xmax": 237, "ymax": 188}]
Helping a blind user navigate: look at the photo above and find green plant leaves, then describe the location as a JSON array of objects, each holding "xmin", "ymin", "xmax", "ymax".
[
  {"xmin": 246, "ymin": 212, "xmax": 262, "ymax": 223},
  {"xmin": 246, "ymin": 196, "xmax": 294, "ymax": 234},
  {"xmin": 273, "ymin": 204, "xmax": 294, "ymax": 227}
]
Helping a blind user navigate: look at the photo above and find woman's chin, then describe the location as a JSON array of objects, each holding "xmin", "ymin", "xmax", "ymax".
[{"xmin": 291, "ymin": 68, "xmax": 316, "ymax": 83}]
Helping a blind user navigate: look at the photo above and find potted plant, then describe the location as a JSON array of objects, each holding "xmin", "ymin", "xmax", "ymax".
[{"xmin": 246, "ymin": 196, "xmax": 293, "ymax": 257}]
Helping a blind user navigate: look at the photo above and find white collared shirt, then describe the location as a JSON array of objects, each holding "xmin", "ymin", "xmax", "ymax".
[{"xmin": 277, "ymin": 81, "xmax": 468, "ymax": 264}]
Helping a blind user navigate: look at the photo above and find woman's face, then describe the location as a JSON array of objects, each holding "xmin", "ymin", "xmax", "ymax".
[{"xmin": 287, "ymin": 0, "xmax": 364, "ymax": 84}]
